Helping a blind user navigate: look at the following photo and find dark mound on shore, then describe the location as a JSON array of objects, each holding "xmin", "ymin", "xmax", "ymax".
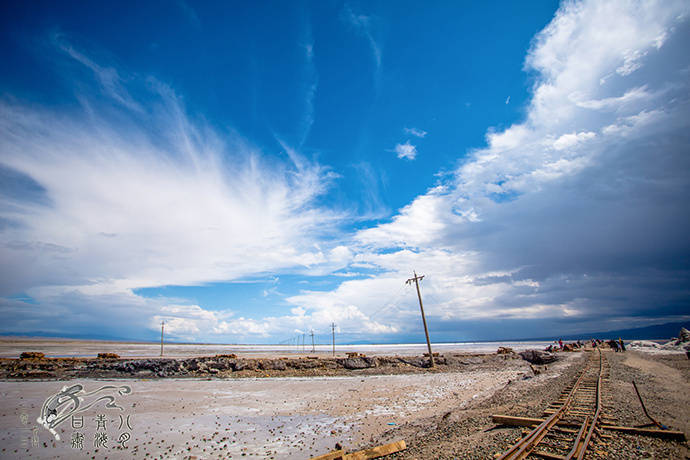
[{"xmin": 0, "ymin": 352, "xmax": 533, "ymax": 380}]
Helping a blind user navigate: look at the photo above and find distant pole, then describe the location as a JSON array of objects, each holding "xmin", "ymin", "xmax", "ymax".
[
  {"xmin": 160, "ymin": 320, "xmax": 165, "ymax": 357},
  {"xmin": 302, "ymin": 333, "xmax": 305, "ymax": 352},
  {"xmin": 406, "ymin": 271, "xmax": 434, "ymax": 367},
  {"xmin": 310, "ymin": 330, "xmax": 315, "ymax": 353},
  {"xmin": 331, "ymin": 323, "xmax": 336, "ymax": 356}
]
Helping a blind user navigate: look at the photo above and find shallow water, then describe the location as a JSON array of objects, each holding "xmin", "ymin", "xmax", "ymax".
[{"xmin": 0, "ymin": 339, "xmax": 555, "ymax": 358}]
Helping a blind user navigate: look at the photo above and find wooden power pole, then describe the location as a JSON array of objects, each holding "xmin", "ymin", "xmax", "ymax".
[
  {"xmin": 406, "ymin": 271, "xmax": 434, "ymax": 367},
  {"xmin": 331, "ymin": 323, "xmax": 336, "ymax": 356},
  {"xmin": 310, "ymin": 330, "xmax": 315, "ymax": 353},
  {"xmin": 160, "ymin": 320, "xmax": 165, "ymax": 357}
]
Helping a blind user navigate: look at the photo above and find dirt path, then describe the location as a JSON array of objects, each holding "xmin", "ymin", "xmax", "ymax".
[{"xmin": 623, "ymin": 352, "xmax": 688, "ymax": 389}]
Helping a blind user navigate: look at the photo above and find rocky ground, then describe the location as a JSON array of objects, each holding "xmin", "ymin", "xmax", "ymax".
[
  {"xmin": 1, "ymin": 343, "xmax": 568, "ymax": 381},
  {"xmin": 0, "ymin": 352, "xmax": 545, "ymax": 380},
  {"xmin": 368, "ymin": 349, "xmax": 689, "ymax": 459}
]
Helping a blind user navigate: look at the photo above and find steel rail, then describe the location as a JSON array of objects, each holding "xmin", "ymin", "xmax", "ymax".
[
  {"xmin": 498, "ymin": 349, "xmax": 604, "ymax": 460},
  {"xmin": 498, "ymin": 360, "xmax": 590, "ymax": 459},
  {"xmin": 565, "ymin": 415, "xmax": 589, "ymax": 459},
  {"xmin": 574, "ymin": 348, "xmax": 602, "ymax": 460}
]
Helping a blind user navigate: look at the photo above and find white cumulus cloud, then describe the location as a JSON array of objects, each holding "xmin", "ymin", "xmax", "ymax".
[{"xmin": 394, "ymin": 141, "xmax": 417, "ymax": 160}]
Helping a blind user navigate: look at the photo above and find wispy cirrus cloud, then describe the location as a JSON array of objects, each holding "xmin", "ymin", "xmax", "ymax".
[
  {"xmin": 52, "ymin": 33, "xmax": 143, "ymax": 113},
  {"xmin": 0, "ymin": 39, "xmax": 348, "ymax": 341},
  {"xmin": 342, "ymin": 4, "xmax": 382, "ymax": 81},
  {"xmin": 298, "ymin": 20, "xmax": 318, "ymax": 148},
  {"xmin": 404, "ymin": 127, "xmax": 427, "ymax": 138}
]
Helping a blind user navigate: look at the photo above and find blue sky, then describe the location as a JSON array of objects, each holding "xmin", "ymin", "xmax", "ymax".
[{"xmin": 1, "ymin": 0, "xmax": 689, "ymax": 343}]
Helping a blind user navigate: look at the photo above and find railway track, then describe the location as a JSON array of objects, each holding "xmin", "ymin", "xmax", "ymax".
[{"xmin": 498, "ymin": 349, "xmax": 608, "ymax": 460}]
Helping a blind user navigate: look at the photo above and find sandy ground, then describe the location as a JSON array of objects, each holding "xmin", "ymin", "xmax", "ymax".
[{"xmin": 0, "ymin": 359, "xmax": 535, "ymax": 459}]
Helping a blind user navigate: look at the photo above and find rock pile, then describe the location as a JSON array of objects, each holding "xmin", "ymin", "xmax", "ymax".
[
  {"xmin": 1, "ymin": 353, "xmax": 455, "ymax": 379},
  {"xmin": 661, "ymin": 327, "xmax": 690, "ymax": 352},
  {"xmin": 19, "ymin": 352, "xmax": 45, "ymax": 360},
  {"xmin": 628, "ymin": 340, "xmax": 660, "ymax": 349},
  {"xmin": 97, "ymin": 353, "xmax": 120, "ymax": 359},
  {"xmin": 628, "ymin": 328, "xmax": 690, "ymax": 354},
  {"xmin": 519, "ymin": 349, "xmax": 558, "ymax": 365}
]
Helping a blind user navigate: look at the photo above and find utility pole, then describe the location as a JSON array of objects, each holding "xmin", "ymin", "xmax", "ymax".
[
  {"xmin": 331, "ymin": 323, "xmax": 336, "ymax": 356},
  {"xmin": 406, "ymin": 271, "xmax": 434, "ymax": 367},
  {"xmin": 160, "ymin": 320, "xmax": 165, "ymax": 357},
  {"xmin": 310, "ymin": 330, "xmax": 315, "ymax": 353},
  {"xmin": 302, "ymin": 333, "xmax": 305, "ymax": 352}
]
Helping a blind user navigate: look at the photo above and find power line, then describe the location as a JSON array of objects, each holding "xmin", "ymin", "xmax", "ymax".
[{"xmin": 367, "ymin": 282, "xmax": 410, "ymax": 322}]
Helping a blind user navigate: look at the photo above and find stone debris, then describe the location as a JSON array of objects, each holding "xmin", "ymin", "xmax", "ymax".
[
  {"xmin": 628, "ymin": 340, "xmax": 661, "ymax": 349},
  {"xmin": 660, "ymin": 327, "xmax": 690, "ymax": 351},
  {"xmin": 518, "ymin": 349, "xmax": 558, "ymax": 365},
  {"xmin": 19, "ymin": 351, "xmax": 45, "ymax": 360},
  {"xmin": 97, "ymin": 352, "xmax": 120, "ymax": 359},
  {"xmin": 346, "ymin": 352, "xmax": 367, "ymax": 358},
  {"xmin": 1, "ymin": 352, "xmax": 458, "ymax": 379}
]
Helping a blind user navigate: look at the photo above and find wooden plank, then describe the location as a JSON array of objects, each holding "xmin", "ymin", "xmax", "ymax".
[
  {"xmin": 310, "ymin": 449, "xmax": 345, "ymax": 460},
  {"xmin": 601, "ymin": 425, "xmax": 686, "ymax": 441},
  {"xmin": 492, "ymin": 415, "xmax": 544, "ymax": 427},
  {"xmin": 532, "ymin": 450, "xmax": 566, "ymax": 459},
  {"xmin": 343, "ymin": 440, "xmax": 407, "ymax": 460}
]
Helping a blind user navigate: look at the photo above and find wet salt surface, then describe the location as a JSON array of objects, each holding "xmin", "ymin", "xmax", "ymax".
[
  {"xmin": 0, "ymin": 338, "xmax": 554, "ymax": 358},
  {"xmin": 0, "ymin": 367, "xmax": 532, "ymax": 459}
]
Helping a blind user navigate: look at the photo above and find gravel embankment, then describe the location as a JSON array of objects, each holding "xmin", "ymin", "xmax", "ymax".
[{"xmin": 368, "ymin": 350, "xmax": 689, "ymax": 459}]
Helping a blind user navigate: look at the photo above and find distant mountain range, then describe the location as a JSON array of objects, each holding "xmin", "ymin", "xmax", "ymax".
[
  {"xmin": 526, "ymin": 321, "xmax": 688, "ymax": 342},
  {"xmin": 1, "ymin": 321, "xmax": 687, "ymax": 344}
]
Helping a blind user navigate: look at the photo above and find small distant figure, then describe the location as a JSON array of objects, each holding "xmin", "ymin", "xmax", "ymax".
[
  {"xmin": 609, "ymin": 339, "xmax": 620, "ymax": 352},
  {"xmin": 618, "ymin": 337, "xmax": 626, "ymax": 352},
  {"xmin": 558, "ymin": 339, "xmax": 564, "ymax": 350}
]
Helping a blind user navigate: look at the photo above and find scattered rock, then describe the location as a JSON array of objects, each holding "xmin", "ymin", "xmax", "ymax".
[
  {"xmin": 496, "ymin": 347, "xmax": 514, "ymax": 354},
  {"xmin": 341, "ymin": 357, "xmax": 376, "ymax": 369},
  {"xmin": 19, "ymin": 352, "xmax": 45, "ymax": 360},
  {"xmin": 97, "ymin": 353, "xmax": 120, "ymax": 359},
  {"xmin": 233, "ymin": 359, "xmax": 258, "ymax": 371},
  {"xmin": 660, "ymin": 328, "xmax": 690, "ymax": 351},
  {"xmin": 346, "ymin": 352, "xmax": 366, "ymax": 358},
  {"xmin": 519, "ymin": 349, "xmax": 558, "ymax": 365},
  {"xmin": 398, "ymin": 356, "xmax": 431, "ymax": 368},
  {"xmin": 628, "ymin": 340, "xmax": 661, "ymax": 349},
  {"xmin": 259, "ymin": 360, "xmax": 287, "ymax": 371}
]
